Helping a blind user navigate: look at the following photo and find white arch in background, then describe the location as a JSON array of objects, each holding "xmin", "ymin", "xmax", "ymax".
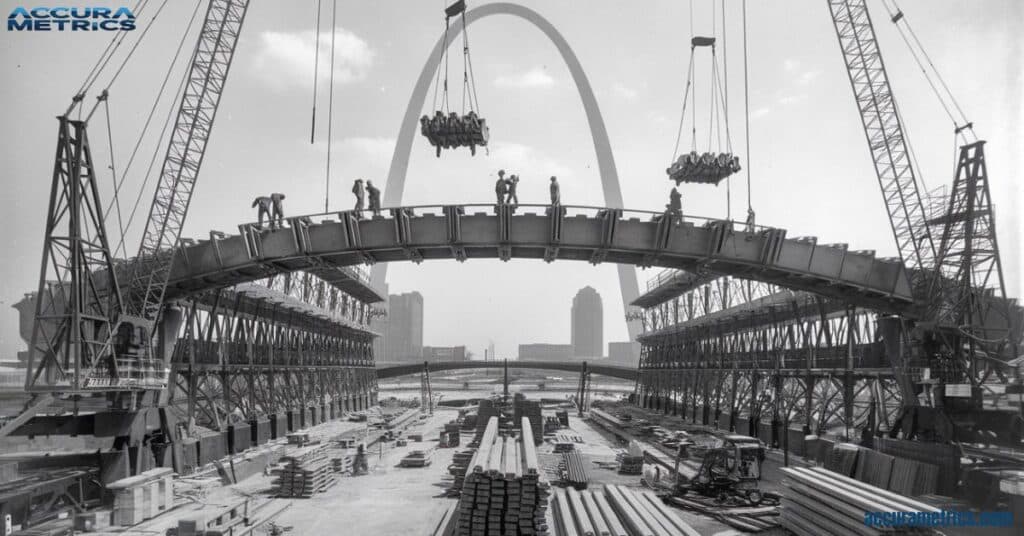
[{"xmin": 372, "ymin": 2, "xmax": 642, "ymax": 340}]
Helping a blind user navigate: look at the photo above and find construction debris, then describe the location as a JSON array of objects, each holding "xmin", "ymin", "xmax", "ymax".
[
  {"xmin": 614, "ymin": 453, "xmax": 643, "ymax": 476},
  {"xmin": 780, "ymin": 466, "xmax": 941, "ymax": 536},
  {"xmin": 454, "ymin": 417, "xmax": 550, "ymax": 535}
]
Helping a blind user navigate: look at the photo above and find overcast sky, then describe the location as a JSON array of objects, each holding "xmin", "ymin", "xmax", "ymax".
[{"xmin": 0, "ymin": 0, "xmax": 1020, "ymax": 361}]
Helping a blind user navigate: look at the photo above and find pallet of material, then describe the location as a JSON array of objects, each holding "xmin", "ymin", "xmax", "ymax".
[
  {"xmin": 614, "ymin": 453, "xmax": 643, "ymax": 475},
  {"xmin": 331, "ymin": 455, "xmax": 354, "ymax": 474},
  {"xmin": 780, "ymin": 466, "xmax": 940, "ymax": 536}
]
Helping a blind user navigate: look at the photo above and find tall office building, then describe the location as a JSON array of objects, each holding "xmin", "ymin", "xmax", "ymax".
[
  {"xmin": 384, "ymin": 292, "xmax": 424, "ymax": 363},
  {"xmin": 571, "ymin": 286, "xmax": 603, "ymax": 358}
]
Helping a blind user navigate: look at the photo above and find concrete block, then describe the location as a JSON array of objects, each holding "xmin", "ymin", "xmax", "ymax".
[{"xmin": 228, "ymin": 423, "xmax": 251, "ymax": 454}]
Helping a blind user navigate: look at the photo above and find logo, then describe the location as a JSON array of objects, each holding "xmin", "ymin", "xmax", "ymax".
[{"xmin": 8, "ymin": 6, "xmax": 136, "ymax": 32}]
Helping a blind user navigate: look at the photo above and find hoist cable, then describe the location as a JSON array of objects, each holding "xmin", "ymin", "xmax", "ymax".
[
  {"xmin": 103, "ymin": 0, "xmax": 202, "ymax": 237},
  {"xmin": 431, "ymin": 18, "xmax": 449, "ymax": 112},
  {"xmin": 742, "ymin": 0, "xmax": 753, "ymax": 213},
  {"xmin": 325, "ymin": 0, "xmax": 338, "ymax": 213},
  {"xmin": 670, "ymin": 55, "xmax": 696, "ymax": 162},
  {"xmin": 101, "ymin": 0, "xmax": 170, "ymax": 93},
  {"xmin": 311, "ymin": 0, "xmax": 322, "ymax": 144},
  {"xmin": 102, "ymin": 99, "xmax": 127, "ymax": 259},
  {"xmin": 75, "ymin": 0, "xmax": 148, "ymax": 102},
  {"xmin": 722, "ymin": 0, "xmax": 731, "ymax": 219},
  {"xmin": 462, "ymin": 13, "xmax": 482, "ymax": 115}
]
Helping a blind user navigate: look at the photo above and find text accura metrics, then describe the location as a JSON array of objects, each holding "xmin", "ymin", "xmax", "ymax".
[{"xmin": 8, "ymin": 6, "xmax": 137, "ymax": 31}]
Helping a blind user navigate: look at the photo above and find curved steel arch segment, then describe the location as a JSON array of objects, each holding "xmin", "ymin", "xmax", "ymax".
[
  {"xmin": 374, "ymin": 2, "xmax": 642, "ymax": 338},
  {"xmin": 375, "ymin": 360, "xmax": 638, "ymax": 381}
]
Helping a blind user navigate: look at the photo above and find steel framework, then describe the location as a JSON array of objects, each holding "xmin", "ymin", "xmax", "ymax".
[
  {"xmin": 167, "ymin": 272, "xmax": 378, "ymax": 432},
  {"xmin": 25, "ymin": 117, "xmax": 123, "ymax": 392}
]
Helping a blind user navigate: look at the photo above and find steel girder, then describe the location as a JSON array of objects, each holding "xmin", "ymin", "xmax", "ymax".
[{"xmin": 163, "ymin": 204, "xmax": 913, "ymax": 313}]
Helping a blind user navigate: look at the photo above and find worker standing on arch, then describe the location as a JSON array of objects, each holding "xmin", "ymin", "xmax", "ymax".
[
  {"xmin": 549, "ymin": 176, "xmax": 561, "ymax": 206},
  {"xmin": 506, "ymin": 174, "xmax": 520, "ymax": 207},
  {"xmin": 366, "ymin": 180, "xmax": 381, "ymax": 217},
  {"xmin": 495, "ymin": 170, "xmax": 508, "ymax": 206},
  {"xmin": 252, "ymin": 196, "xmax": 273, "ymax": 228},
  {"xmin": 270, "ymin": 193, "xmax": 286, "ymax": 230},
  {"xmin": 667, "ymin": 186, "xmax": 682, "ymax": 223},
  {"xmin": 352, "ymin": 179, "xmax": 365, "ymax": 214}
]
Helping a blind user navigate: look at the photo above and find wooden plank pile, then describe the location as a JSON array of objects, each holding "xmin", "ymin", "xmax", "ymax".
[
  {"xmin": 551, "ymin": 485, "xmax": 701, "ymax": 536},
  {"xmin": 274, "ymin": 446, "xmax": 336, "ymax": 497},
  {"xmin": 108, "ymin": 468, "xmax": 175, "ymax": 526},
  {"xmin": 561, "ymin": 450, "xmax": 589, "ymax": 490},
  {"xmin": 780, "ymin": 466, "xmax": 941, "ymax": 536},
  {"xmin": 455, "ymin": 417, "xmax": 550, "ymax": 535},
  {"xmin": 331, "ymin": 455, "xmax": 354, "ymax": 474},
  {"xmin": 513, "ymin": 396, "xmax": 543, "ymax": 445},
  {"xmin": 825, "ymin": 443, "xmax": 860, "ymax": 477},
  {"xmin": 450, "ymin": 450, "xmax": 475, "ymax": 493},
  {"xmin": 854, "ymin": 448, "xmax": 895, "ymax": 489},
  {"xmin": 555, "ymin": 432, "xmax": 583, "ymax": 444},
  {"xmin": 887, "ymin": 456, "xmax": 939, "ymax": 496},
  {"xmin": 614, "ymin": 453, "xmax": 643, "ymax": 475}
]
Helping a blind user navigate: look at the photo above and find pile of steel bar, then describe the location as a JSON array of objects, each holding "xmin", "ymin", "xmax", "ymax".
[
  {"xmin": 454, "ymin": 417, "xmax": 550, "ymax": 535},
  {"xmin": 273, "ymin": 446, "xmax": 335, "ymax": 498},
  {"xmin": 668, "ymin": 495, "xmax": 780, "ymax": 532},
  {"xmin": 780, "ymin": 466, "xmax": 940, "ymax": 536},
  {"xmin": 561, "ymin": 450, "xmax": 589, "ymax": 490},
  {"xmin": 552, "ymin": 485, "xmax": 700, "ymax": 536}
]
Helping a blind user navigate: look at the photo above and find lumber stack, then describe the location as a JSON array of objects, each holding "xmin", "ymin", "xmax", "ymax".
[
  {"xmin": 551, "ymin": 485, "xmax": 701, "ymax": 536},
  {"xmin": 555, "ymin": 432, "xmax": 583, "ymax": 444},
  {"xmin": 780, "ymin": 466, "xmax": 940, "ymax": 536},
  {"xmin": 331, "ymin": 455, "xmax": 353, "ymax": 474},
  {"xmin": 274, "ymin": 446, "xmax": 336, "ymax": 497},
  {"xmin": 450, "ymin": 450, "xmax": 475, "ymax": 492},
  {"xmin": 472, "ymin": 400, "xmax": 502, "ymax": 447},
  {"xmin": 615, "ymin": 453, "xmax": 643, "ymax": 475},
  {"xmin": 455, "ymin": 417, "xmax": 550, "ymax": 535},
  {"xmin": 513, "ymin": 396, "xmax": 543, "ymax": 445},
  {"xmin": 561, "ymin": 450, "xmax": 589, "ymax": 490}
]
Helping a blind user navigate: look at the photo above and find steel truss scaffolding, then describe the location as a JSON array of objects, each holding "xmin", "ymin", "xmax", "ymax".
[
  {"xmin": 167, "ymin": 271, "xmax": 379, "ymax": 432},
  {"xmin": 635, "ymin": 278, "xmax": 912, "ymax": 441}
]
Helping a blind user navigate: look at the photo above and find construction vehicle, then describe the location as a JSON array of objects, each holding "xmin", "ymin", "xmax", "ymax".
[{"xmin": 674, "ymin": 436, "xmax": 771, "ymax": 506}]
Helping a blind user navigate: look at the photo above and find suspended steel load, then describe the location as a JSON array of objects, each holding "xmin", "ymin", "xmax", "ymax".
[
  {"xmin": 668, "ymin": 35, "xmax": 740, "ymax": 185},
  {"xmin": 420, "ymin": 0, "xmax": 489, "ymax": 157}
]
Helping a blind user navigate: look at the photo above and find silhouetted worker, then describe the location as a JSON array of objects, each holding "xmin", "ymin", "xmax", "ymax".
[
  {"xmin": 352, "ymin": 179, "xmax": 365, "ymax": 213},
  {"xmin": 744, "ymin": 208, "xmax": 756, "ymax": 232},
  {"xmin": 495, "ymin": 170, "xmax": 508, "ymax": 206},
  {"xmin": 252, "ymin": 196, "xmax": 272, "ymax": 228},
  {"xmin": 506, "ymin": 175, "xmax": 520, "ymax": 206},
  {"xmin": 270, "ymin": 193, "xmax": 286, "ymax": 229},
  {"xmin": 667, "ymin": 187, "xmax": 682, "ymax": 222},
  {"xmin": 549, "ymin": 176, "xmax": 561, "ymax": 206},
  {"xmin": 366, "ymin": 180, "xmax": 381, "ymax": 217}
]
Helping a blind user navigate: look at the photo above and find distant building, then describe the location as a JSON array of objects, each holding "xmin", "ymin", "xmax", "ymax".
[
  {"xmin": 370, "ymin": 283, "xmax": 389, "ymax": 363},
  {"xmin": 571, "ymin": 286, "xmax": 603, "ymax": 358},
  {"xmin": 608, "ymin": 341, "xmax": 640, "ymax": 367},
  {"xmin": 518, "ymin": 343, "xmax": 574, "ymax": 361},
  {"xmin": 384, "ymin": 292, "xmax": 423, "ymax": 363},
  {"xmin": 423, "ymin": 346, "xmax": 467, "ymax": 362}
]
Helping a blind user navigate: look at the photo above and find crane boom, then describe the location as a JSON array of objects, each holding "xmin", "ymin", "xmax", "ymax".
[
  {"xmin": 827, "ymin": 0, "xmax": 935, "ymax": 278},
  {"xmin": 126, "ymin": 0, "xmax": 250, "ymax": 323}
]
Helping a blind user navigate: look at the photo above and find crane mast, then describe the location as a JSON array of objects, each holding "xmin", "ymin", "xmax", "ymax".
[{"xmin": 24, "ymin": 0, "xmax": 251, "ymax": 395}]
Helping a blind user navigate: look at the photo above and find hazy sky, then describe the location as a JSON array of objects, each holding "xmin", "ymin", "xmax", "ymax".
[{"xmin": 0, "ymin": 0, "xmax": 1021, "ymax": 361}]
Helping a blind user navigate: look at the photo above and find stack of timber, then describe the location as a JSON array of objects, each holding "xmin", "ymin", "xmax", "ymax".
[
  {"xmin": 454, "ymin": 417, "xmax": 550, "ymax": 535},
  {"xmin": 561, "ymin": 450, "xmax": 589, "ymax": 490},
  {"xmin": 108, "ymin": 468, "xmax": 175, "ymax": 526},
  {"xmin": 781, "ymin": 466, "xmax": 940, "ymax": 536},
  {"xmin": 449, "ymin": 450, "xmax": 475, "ymax": 493},
  {"xmin": 553, "ymin": 443, "xmax": 576, "ymax": 454},
  {"xmin": 615, "ymin": 453, "xmax": 643, "ymax": 475},
  {"xmin": 555, "ymin": 432, "xmax": 583, "ymax": 444},
  {"xmin": 274, "ymin": 446, "xmax": 336, "ymax": 497},
  {"xmin": 551, "ymin": 485, "xmax": 701, "ymax": 536},
  {"xmin": 555, "ymin": 411, "xmax": 570, "ymax": 428},
  {"xmin": 331, "ymin": 455, "xmax": 354, "ymax": 474},
  {"xmin": 514, "ymin": 395, "xmax": 543, "ymax": 445}
]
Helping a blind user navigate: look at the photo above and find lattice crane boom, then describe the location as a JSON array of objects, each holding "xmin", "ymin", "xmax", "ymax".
[{"xmin": 827, "ymin": 0, "xmax": 936, "ymax": 278}]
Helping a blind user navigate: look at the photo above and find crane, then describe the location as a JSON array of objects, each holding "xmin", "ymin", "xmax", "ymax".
[
  {"xmin": 20, "ymin": 0, "xmax": 251, "ymax": 404},
  {"xmin": 827, "ymin": 0, "xmax": 1018, "ymax": 420}
]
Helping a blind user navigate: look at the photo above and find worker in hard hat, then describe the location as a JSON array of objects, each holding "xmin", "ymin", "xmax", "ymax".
[
  {"xmin": 352, "ymin": 179, "xmax": 365, "ymax": 214},
  {"xmin": 270, "ymin": 193, "xmax": 286, "ymax": 230},
  {"xmin": 495, "ymin": 170, "xmax": 508, "ymax": 206},
  {"xmin": 366, "ymin": 180, "xmax": 381, "ymax": 217}
]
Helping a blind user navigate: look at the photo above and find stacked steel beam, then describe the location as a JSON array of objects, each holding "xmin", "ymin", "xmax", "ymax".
[
  {"xmin": 780, "ymin": 466, "xmax": 940, "ymax": 536},
  {"xmin": 455, "ymin": 417, "xmax": 550, "ymax": 535},
  {"xmin": 551, "ymin": 485, "xmax": 700, "ymax": 536},
  {"xmin": 561, "ymin": 450, "xmax": 589, "ymax": 490}
]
